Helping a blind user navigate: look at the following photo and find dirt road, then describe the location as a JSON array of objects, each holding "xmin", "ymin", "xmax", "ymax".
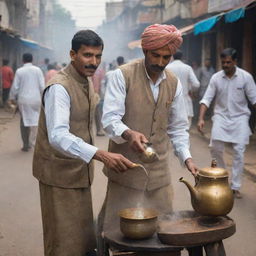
[{"xmin": 0, "ymin": 113, "xmax": 255, "ymax": 255}]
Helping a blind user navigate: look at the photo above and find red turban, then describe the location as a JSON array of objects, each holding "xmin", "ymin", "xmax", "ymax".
[{"xmin": 141, "ymin": 24, "xmax": 183, "ymax": 53}]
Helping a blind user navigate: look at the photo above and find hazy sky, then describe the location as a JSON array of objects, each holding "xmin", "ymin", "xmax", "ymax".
[{"xmin": 57, "ymin": 0, "xmax": 116, "ymax": 29}]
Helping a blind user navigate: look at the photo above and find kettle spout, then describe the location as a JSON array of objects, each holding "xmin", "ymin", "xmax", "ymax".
[{"xmin": 179, "ymin": 177, "xmax": 198, "ymax": 201}]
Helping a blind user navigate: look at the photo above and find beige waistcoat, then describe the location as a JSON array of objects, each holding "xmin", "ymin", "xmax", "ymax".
[
  {"xmin": 33, "ymin": 63, "xmax": 95, "ymax": 188},
  {"xmin": 103, "ymin": 59, "xmax": 178, "ymax": 191}
]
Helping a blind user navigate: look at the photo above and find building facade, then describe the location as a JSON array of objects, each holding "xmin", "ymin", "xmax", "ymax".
[{"xmin": 99, "ymin": 0, "xmax": 256, "ymax": 79}]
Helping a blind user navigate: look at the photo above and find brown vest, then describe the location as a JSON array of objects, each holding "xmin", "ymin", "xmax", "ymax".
[
  {"xmin": 103, "ymin": 59, "xmax": 178, "ymax": 191},
  {"xmin": 33, "ymin": 63, "xmax": 95, "ymax": 188}
]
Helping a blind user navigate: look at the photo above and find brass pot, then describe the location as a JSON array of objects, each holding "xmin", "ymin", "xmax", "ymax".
[
  {"xmin": 119, "ymin": 208, "xmax": 158, "ymax": 239},
  {"xmin": 180, "ymin": 159, "xmax": 234, "ymax": 216}
]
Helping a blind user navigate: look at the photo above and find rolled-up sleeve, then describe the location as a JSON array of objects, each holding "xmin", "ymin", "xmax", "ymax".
[
  {"xmin": 188, "ymin": 66, "xmax": 200, "ymax": 90},
  {"xmin": 200, "ymin": 76, "xmax": 216, "ymax": 107},
  {"xmin": 167, "ymin": 79, "xmax": 192, "ymax": 164},
  {"xmin": 102, "ymin": 69, "xmax": 130, "ymax": 144},
  {"xmin": 245, "ymin": 73, "xmax": 256, "ymax": 105}
]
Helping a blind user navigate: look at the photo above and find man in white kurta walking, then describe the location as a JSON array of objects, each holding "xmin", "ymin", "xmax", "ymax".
[
  {"xmin": 166, "ymin": 50, "xmax": 200, "ymax": 128},
  {"xmin": 198, "ymin": 48, "xmax": 256, "ymax": 198},
  {"xmin": 9, "ymin": 53, "xmax": 45, "ymax": 151}
]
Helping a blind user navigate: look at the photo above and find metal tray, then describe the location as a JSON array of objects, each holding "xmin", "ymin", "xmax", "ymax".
[{"xmin": 157, "ymin": 211, "xmax": 236, "ymax": 246}]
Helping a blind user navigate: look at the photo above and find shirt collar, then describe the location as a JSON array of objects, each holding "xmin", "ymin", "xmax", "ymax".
[
  {"xmin": 23, "ymin": 63, "xmax": 33, "ymax": 67},
  {"xmin": 172, "ymin": 59, "xmax": 182, "ymax": 63},
  {"xmin": 222, "ymin": 66, "xmax": 238, "ymax": 79}
]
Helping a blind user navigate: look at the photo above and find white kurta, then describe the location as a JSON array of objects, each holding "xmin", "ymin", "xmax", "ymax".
[
  {"xmin": 9, "ymin": 63, "xmax": 45, "ymax": 126},
  {"xmin": 200, "ymin": 67, "xmax": 256, "ymax": 145},
  {"xmin": 166, "ymin": 60, "xmax": 200, "ymax": 117}
]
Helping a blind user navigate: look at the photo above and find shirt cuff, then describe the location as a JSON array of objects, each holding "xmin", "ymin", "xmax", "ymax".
[
  {"xmin": 79, "ymin": 143, "xmax": 98, "ymax": 163},
  {"xmin": 199, "ymin": 99, "xmax": 210, "ymax": 108},
  {"xmin": 178, "ymin": 148, "xmax": 192, "ymax": 165},
  {"xmin": 107, "ymin": 124, "xmax": 130, "ymax": 144}
]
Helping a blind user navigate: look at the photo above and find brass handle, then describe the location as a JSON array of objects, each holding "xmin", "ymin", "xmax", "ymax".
[
  {"xmin": 211, "ymin": 159, "xmax": 217, "ymax": 168},
  {"xmin": 132, "ymin": 163, "xmax": 149, "ymax": 177}
]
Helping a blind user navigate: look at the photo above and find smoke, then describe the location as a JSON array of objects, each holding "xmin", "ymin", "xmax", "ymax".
[{"xmin": 97, "ymin": 26, "xmax": 144, "ymax": 65}]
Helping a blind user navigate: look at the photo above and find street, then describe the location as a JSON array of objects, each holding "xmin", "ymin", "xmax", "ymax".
[{"xmin": 0, "ymin": 112, "xmax": 256, "ymax": 256}]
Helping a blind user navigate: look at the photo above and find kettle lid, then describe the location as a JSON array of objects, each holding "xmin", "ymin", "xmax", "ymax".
[{"xmin": 199, "ymin": 159, "xmax": 229, "ymax": 178}]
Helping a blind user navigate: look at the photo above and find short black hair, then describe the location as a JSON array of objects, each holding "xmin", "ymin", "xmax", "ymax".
[
  {"xmin": 3, "ymin": 59, "xmax": 9, "ymax": 65},
  {"xmin": 23, "ymin": 53, "xmax": 33, "ymax": 63},
  {"xmin": 220, "ymin": 48, "xmax": 237, "ymax": 60},
  {"xmin": 173, "ymin": 50, "xmax": 183, "ymax": 60},
  {"xmin": 72, "ymin": 30, "xmax": 104, "ymax": 53},
  {"xmin": 116, "ymin": 56, "xmax": 124, "ymax": 66},
  {"xmin": 47, "ymin": 64, "xmax": 55, "ymax": 70}
]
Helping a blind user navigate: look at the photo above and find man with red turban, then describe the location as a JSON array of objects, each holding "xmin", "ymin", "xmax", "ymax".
[{"xmin": 97, "ymin": 24, "xmax": 197, "ymax": 255}]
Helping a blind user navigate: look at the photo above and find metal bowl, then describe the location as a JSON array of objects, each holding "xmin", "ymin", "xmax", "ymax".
[{"xmin": 119, "ymin": 207, "xmax": 158, "ymax": 240}]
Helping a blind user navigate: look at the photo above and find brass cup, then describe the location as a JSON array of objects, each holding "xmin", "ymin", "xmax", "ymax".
[
  {"xmin": 139, "ymin": 143, "xmax": 159, "ymax": 163},
  {"xmin": 119, "ymin": 207, "xmax": 158, "ymax": 239}
]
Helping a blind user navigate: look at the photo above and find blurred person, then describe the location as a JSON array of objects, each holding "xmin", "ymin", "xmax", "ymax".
[
  {"xmin": 198, "ymin": 58, "xmax": 215, "ymax": 120},
  {"xmin": 32, "ymin": 30, "xmax": 134, "ymax": 256},
  {"xmin": 45, "ymin": 63, "xmax": 58, "ymax": 83},
  {"xmin": 40, "ymin": 58, "xmax": 50, "ymax": 75},
  {"xmin": 53, "ymin": 62, "xmax": 62, "ymax": 71},
  {"xmin": 9, "ymin": 53, "xmax": 44, "ymax": 151},
  {"xmin": 92, "ymin": 62, "xmax": 106, "ymax": 136},
  {"xmin": 95, "ymin": 61, "xmax": 121, "ymax": 137},
  {"xmin": 191, "ymin": 60, "xmax": 201, "ymax": 122},
  {"xmin": 198, "ymin": 48, "xmax": 256, "ymax": 199},
  {"xmin": 116, "ymin": 56, "xmax": 125, "ymax": 66},
  {"xmin": 167, "ymin": 50, "xmax": 200, "ymax": 128},
  {"xmin": 0, "ymin": 59, "xmax": 14, "ymax": 106},
  {"xmin": 98, "ymin": 24, "xmax": 197, "ymax": 255},
  {"xmin": 191, "ymin": 60, "xmax": 201, "ymax": 79},
  {"xmin": 198, "ymin": 58, "xmax": 215, "ymax": 100}
]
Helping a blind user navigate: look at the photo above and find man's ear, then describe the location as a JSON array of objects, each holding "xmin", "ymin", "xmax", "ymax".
[{"xmin": 70, "ymin": 50, "xmax": 76, "ymax": 61}]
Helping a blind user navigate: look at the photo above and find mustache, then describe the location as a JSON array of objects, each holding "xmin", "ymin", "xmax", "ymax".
[
  {"xmin": 84, "ymin": 65, "xmax": 97, "ymax": 70},
  {"xmin": 151, "ymin": 65, "xmax": 165, "ymax": 71}
]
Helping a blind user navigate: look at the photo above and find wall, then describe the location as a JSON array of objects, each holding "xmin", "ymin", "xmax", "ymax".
[{"xmin": 0, "ymin": 0, "xmax": 9, "ymax": 27}]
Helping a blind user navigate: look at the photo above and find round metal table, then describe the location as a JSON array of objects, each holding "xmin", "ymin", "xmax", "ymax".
[{"xmin": 103, "ymin": 211, "xmax": 236, "ymax": 256}]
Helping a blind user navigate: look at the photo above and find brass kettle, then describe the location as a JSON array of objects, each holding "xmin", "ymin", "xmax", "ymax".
[{"xmin": 180, "ymin": 159, "xmax": 234, "ymax": 216}]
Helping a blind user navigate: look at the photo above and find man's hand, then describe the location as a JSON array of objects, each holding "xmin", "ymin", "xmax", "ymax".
[
  {"xmin": 185, "ymin": 158, "xmax": 198, "ymax": 176},
  {"xmin": 197, "ymin": 104, "xmax": 208, "ymax": 135},
  {"xmin": 93, "ymin": 150, "xmax": 135, "ymax": 173},
  {"xmin": 197, "ymin": 119, "xmax": 205, "ymax": 135},
  {"xmin": 122, "ymin": 129, "xmax": 148, "ymax": 153}
]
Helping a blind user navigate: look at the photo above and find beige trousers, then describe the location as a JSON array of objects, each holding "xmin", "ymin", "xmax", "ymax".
[
  {"xmin": 39, "ymin": 182, "xmax": 96, "ymax": 256},
  {"xmin": 97, "ymin": 181, "xmax": 173, "ymax": 256}
]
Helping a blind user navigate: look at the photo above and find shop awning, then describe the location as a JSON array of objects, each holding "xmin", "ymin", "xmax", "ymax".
[
  {"xmin": 225, "ymin": 7, "xmax": 245, "ymax": 23},
  {"xmin": 179, "ymin": 24, "xmax": 194, "ymax": 35},
  {"xmin": 194, "ymin": 15, "xmax": 221, "ymax": 35},
  {"xmin": 20, "ymin": 38, "xmax": 39, "ymax": 49},
  {"xmin": 128, "ymin": 39, "xmax": 142, "ymax": 49}
]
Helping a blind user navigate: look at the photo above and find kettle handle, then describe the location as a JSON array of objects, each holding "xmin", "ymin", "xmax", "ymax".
[
  {"xmin": 194, "ymin": 175, "xmax": 199, "ymax": 185},
  {"xmin": 211, "ymin": 159, "xmax": 217, "ymax": 167}
]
